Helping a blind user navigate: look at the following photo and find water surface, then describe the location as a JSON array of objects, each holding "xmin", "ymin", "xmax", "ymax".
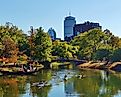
[{"xmin": 0, "ymin": 69, "xmax": 121, "ymax": 97}]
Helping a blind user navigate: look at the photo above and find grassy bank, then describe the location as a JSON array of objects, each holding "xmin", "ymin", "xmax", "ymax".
[{"xmin": 50, "ymin": 62, "xmax": 72, "ymax": 69}]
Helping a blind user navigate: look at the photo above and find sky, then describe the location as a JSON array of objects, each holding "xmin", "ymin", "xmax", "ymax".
[{"xmin": 0, "ymin": 0, "xmax": 121, "ymax": 39}]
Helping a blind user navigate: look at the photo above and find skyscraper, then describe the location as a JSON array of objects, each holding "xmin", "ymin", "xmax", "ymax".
[
  {"xmin": 63, "ymin": 14, "xmax": 102, "ymax": 41},
  {"xmin": 48, "ymin": 27, "xmax": 56, "ymax": 40},
  {"xmin": 64, "ymin": 15, "xmax": 76, "ymax": 41}
]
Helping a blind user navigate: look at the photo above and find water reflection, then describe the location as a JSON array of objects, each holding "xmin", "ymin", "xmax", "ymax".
[
  {"xmin": 100, "ymin": 70, "xmax": 110, "ymax": 82},
  {"xmin": 64, "ymin": 80, "xmax": 80, "ymax": 97},
  {"xmin": 65, "ymin": 80, "xmax": 74, "ymax": 94},
  {"xmin": 1, "ymin": 69, "xmax": 121, "ymax": 97},
  {"xmin": 99, "ymin": 70, "xmax": 110, "ymax": 96}
]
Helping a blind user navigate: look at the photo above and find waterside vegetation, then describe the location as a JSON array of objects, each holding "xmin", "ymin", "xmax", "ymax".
[{"xmin": 0, "ymin": 23, "xmax": 121, "ymax": 73}]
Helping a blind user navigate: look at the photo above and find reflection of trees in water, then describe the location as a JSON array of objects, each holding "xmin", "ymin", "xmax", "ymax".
[
  {"xmin": 73, "ymin": 70, "xmax": 101, "ymax": 97},
  {"xmin": 0, "ymin": 79, "xmax": 18, "ymax": 97},
  {"xmin": 105, "ymin": 73, "xmax": 121, "ymax": 96},
  {"xmin": 64, "ymin": 80, "xmax": 74, "ymax": 94},
  {"xmin": 100, "ymin": 70, "xmax": 109, "ymax": 82},
  {"xmin": 99, "ymin": 70, "xmax": 109, "ymax": 96},
  {"xmin": 0, "ymin": 69, "xmax": 52, "ymax": 97},
  {"xmin": 0, "ymin": 76, "xmax": 27, "ymax": 97},
  {"xmin": 73, "ymin": 70, "xmax": 121, "ymax": 97},
  {"xmin": 17, "ymin": 76, "xmax": 28, "ymax": 94},
  {"xmin": 98, "ymin": 70, "xmax": 121, "ymax": 97},
  {"xmin": 64, "ymin": 79, "xmax": 81, "ymax": 97},
  {"xmin": 31, "ymin": 86, "xmax": 51, "ymax": 97},
  {"xmin": 1, "ymin": 69, "xmax": 121, "ymax": 97},
  {"xmin": 29, "ymin": 69, "xmax": 52, "ymax": 97}
]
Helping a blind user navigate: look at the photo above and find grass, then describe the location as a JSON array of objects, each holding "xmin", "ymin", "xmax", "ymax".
[{"xmin": 50, "ymin": 62, "xmax": 70, "ymax": 69}]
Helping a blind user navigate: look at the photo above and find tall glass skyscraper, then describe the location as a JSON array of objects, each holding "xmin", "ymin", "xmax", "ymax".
[
  {"xmin": 48, "ymin": 27, "xmax": 56, "ymax": 40},
  {"xmin": 64, "ymin": 15, "xmax": 76, "ymax": 41}
]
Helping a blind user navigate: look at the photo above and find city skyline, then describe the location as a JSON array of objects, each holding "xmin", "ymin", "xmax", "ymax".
[{"xmin": 0, "ymin": 0, "xmax": 121, "ymax": 39}]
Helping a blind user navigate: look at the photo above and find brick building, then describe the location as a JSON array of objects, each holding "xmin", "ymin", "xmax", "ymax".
[{"xmin": 73, "ymin": 21, "xmax": 102, "ymax": 36}]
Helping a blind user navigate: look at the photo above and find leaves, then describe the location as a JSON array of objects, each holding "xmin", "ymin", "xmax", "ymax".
[
  {"xmin": 52, "ymin": 40, "xmax": 78, "ymax": 59},
  {"xmin": 70, "ymin": 28, "xmax": 121, "ymax": 61},
  {"xmin": 2, "ymin": 36, "xmax": 18, "ymax": 63},
  {"xmin": 33, "ymin": 27, "xmax": 52, "ymax": 61}
]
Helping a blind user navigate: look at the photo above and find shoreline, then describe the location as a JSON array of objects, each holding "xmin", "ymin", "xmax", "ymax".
[
  {"xmin": 77, "ymin": 61, "xmax": 121, "ymax": 72},
  {"xmin": 0, "ymin": 60, "xmax": 121, "ymax": 76}
]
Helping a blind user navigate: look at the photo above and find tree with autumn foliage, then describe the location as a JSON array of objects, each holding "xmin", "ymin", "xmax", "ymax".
[
  {"xmin": 2, "ymin": 36, "xmax": 18, "ymax": 63},
  {"xmin": 0, "ymin": 23, "xmax": 28, "ymax": 63}
]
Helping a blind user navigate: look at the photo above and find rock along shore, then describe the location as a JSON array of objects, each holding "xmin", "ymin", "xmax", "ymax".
[{"xmin": 78, "ymin": 61, "xmax": 121, "ymax": 72}]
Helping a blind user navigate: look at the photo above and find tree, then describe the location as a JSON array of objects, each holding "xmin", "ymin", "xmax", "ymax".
[
  {"xmin": 108, "ymin": 35, "xmax": 121, "ymax": 50},
  {"xmin": 2, "ymin": 36, "xmax": 18, "ymax": 63},
  {"xmin": 71, "ymin": 29, "xmax": 112, "ymax": 60},
  {"xmin": 33, "ymin": 27, "xmax": 52, "ymax": 61},
  {"xmin": 110, "ymin": 48, "xmax": 121, "ymax": 62},
  {"xmin": 92, "ymin": 49, "xmax": 111, "ymax": 61},
  {"xmin": 52, "ymin": 40, "xmax": 78, "ymax": 59},
  {"xmin": 0, "ymin": 42, "xmax": 3, "ymax": 57},
  {"xmin": 0, "ymin": 23, "xmax": 28, "ymax": 54}
]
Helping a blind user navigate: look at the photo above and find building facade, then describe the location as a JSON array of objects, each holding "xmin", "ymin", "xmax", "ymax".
[
  {"xmin": 73, "ymin": 21, "xmax": 102, "ymax": 36},
  {"xmin": 64, "ymin": 15, "xmax": 76, "ymax": 41},
  {"xmin": 48, "ymin": 27, "xmax": 56, "ymax": 40}
]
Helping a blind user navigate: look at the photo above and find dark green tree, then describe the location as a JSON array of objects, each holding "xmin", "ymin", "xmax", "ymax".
[
  {"xmin": 110, "ymin": 48, "xmax": 121, "ymax": 62},
  {"xmin": 34, "ymin": 27, "xmax": 52, "ymax": 61},
  {"xmin": 92, "ymin": 49, "xmax": 111, "ymax": 61},
  {"xmin": 71, "ymin": 29, "xmax": 112, "ymax": 60}
]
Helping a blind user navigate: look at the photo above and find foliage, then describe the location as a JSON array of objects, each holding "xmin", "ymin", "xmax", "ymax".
[
  {"xmin": 92, "ymin": 49, "xmax": 111, "ymax": 61},
  {"xmin": 110, "ymin": 48, "xmax": 121, "ymax": 62},
  {"xmin": 0, "ymin": 22, "xmax": 121, "ymax": 64},
  {"xmin": 0, "ymin": 23, "xmax": 28, "ymax": 63},
  {"xmin": 70, "ymin": 29, "xmax": 114, "ymax": 60},
  {"xmin": 33, "ymin": 27, "xmax": 52, "ymax": 61},
  {"xmin": 2, "ymin": 36, "xmax": 18, "ymax": 63},
  {"xmin": 108, "ymin": 35, "xmax": 121, "ymax": 49},
  {"xmin": 0, "ymin": 23, "xmax": 27, "ymax": 48},
  {"xmin": 52, "ymin": 40, "xmax": 78, "ymax": 59}
]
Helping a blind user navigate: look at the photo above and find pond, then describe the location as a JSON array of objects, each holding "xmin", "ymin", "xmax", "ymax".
[{"xmin": 0, "ymin": 68, "xmax": 121, "ymax": 97}]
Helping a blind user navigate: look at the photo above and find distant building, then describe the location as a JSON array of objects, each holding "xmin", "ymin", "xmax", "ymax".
[
  {"xmin": 73, "ymin": 21, "xmax": 102, "ymax": 36},
  {"xmin": 63, "ymin": 14, "xmax": 102, "ymax": 41},
  {"xmin": 64, "ymin": 15, "xmax": 76, "ymax": 41},
  {"xmin": 48, "ymin": 27, "xmax": 56, "ymax": 40}
]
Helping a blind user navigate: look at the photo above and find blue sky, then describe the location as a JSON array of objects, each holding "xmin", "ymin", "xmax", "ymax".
[{"xmin": 0, "ymin": 0, "xmax": 121, "ymax": 39}]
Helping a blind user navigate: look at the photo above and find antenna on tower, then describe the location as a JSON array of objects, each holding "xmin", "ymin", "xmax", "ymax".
[{"xmin": 69, "ymin": 11, "xmax": 71, "ymax": 16}]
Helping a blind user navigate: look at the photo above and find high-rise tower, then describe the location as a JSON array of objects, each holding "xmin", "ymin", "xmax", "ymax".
[
  {"xmin": 64, "ymin": 14, "xmax": 76, "ymax": 41},
  {"xmin": 48, "ymin": 27, "xmax": 56, "ymax": 40}
]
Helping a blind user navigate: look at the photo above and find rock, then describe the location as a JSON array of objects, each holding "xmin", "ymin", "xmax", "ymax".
[{"xmin": 109, "ymin": 62, "xmax": 121, "ymax": 72}]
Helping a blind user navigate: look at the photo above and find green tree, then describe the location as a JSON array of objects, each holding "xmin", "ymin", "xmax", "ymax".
[
  {"xmin": 108, "ymin": 35, "xmax": 121, "ymax": 50},
  {"xmin": 110, "ymin": 48, "xmax": 121, "ymax": 62},
  {"xmin": 71, "ymin": 29, "xmax": 112, "ymax": 60},
  {"xmin": 92, "ymin": 49, "xmax": 111, "ymax": 61},
  {"xmin": 34, "ymin": 27, "xmax": 52, "ymax": 61},
  {"xmin": 52, "ymin": 40, "xmax": 78, "ymax": 59}
]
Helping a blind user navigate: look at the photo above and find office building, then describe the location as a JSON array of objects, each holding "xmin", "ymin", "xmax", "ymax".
[
  {"xmin": 73, "ymin": 21, "xmax": 102, "ymax": 36},
  {"xmin": 64, "ymin": 15, "xmax": 76, "ymax": 41},
  {"xmin": 48, "ymin": 27, "xmax": 56, "ymax": 40}
]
